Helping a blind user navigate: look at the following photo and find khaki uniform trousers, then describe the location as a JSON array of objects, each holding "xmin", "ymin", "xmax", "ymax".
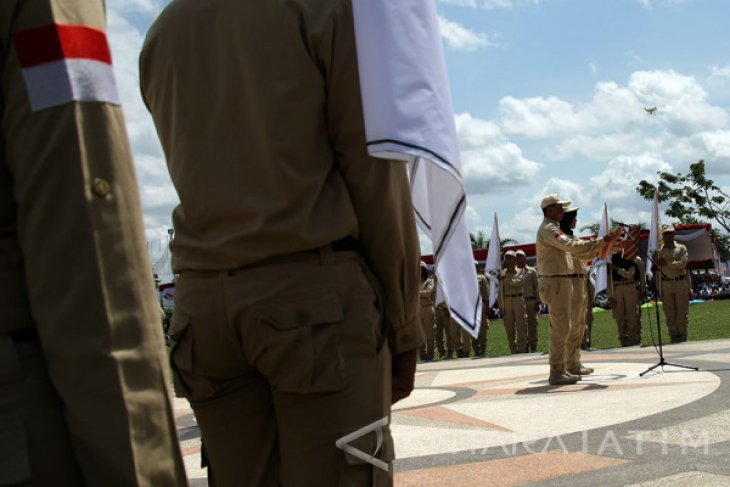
[
  {"xmin": 447, "ymin": 319, "xmax": 471, "ymax": 357},
  {"xmin": 524, "ymin": 298, "xmax": 539, "ymax": 351},
  {"xmin": 434, "ymin": 305, "xmax": 450, "ymax": 356},
  {"xmin": 420, "ymin": 305, "xmax": 436, "ymax": 359},
  {"xmin": 539, "ymin": 277, "xmax": 573, "ymax": 367},
  {"xmin": 612, "ymin": 281, "xmax": 641, "ymax": 346},
  {"xmin": 503, "ymin": 297, "xmax": 527, "ymax": 354},
  {"xmin": 170, "ymin": 249, "xmax": 393, "ymax": 486},
  {"xmin": 470, "ymin": 302, "xmax": 489, "ymax": 355},
  {"xmin": 0, "ymin": 336, "xmax": 84, "ymax": 485},
  {"xmin": 566, "ymin": 277, "xmax": 587, "ymax": 370},
  {"xmin": 661, "ymin": 279, "xmax": 690, "ymax": 341}
]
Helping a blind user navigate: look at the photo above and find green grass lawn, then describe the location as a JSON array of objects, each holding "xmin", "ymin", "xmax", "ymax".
[{"xmin": 436, "ymin": 299, "xmax": 730, "ymax": 359}]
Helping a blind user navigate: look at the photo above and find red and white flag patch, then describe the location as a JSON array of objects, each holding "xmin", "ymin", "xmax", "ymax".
[{"xmin": 13, "ymin": 23, "xmax": 120, "ymax": 111}]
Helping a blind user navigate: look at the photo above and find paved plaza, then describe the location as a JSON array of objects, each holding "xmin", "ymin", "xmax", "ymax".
[{"xmin": 175, "ymin": 339, "xmax": 730, "ymax": 486}]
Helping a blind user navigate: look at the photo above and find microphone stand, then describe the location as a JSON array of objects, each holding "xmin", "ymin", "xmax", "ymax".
[{"xmin": 616, "ymin": 227, "xmax": 699, "ymax": 376}]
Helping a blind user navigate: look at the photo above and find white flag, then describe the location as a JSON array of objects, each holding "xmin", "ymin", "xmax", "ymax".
[
  {"xmin": 352, "ymin": 0, "xmax": 482, "ymax": 337},
  {"xmin": 485, "ymin": 213, "xmax": 501, "ymax": 308},
  {"xmin": 646, "ymin": 189, "xmax": 661, "ymax": 278},
  {"xmin": 592, "ymin": 203, "xmax": 609, "ymax": 298}
]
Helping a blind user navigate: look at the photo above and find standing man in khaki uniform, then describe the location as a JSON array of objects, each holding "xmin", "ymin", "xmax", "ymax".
[
  {"xmin": 608, "ymin": 253, "xmax": 645, "ymax": 346},
  {"xmin": 140, "ymin": 1, "xmax": 421, "ymax": 484},
  {"xmin": 419, "ymin": 263, "xmax": 436, "ymax": 361},
  {"xmin": 560, "ymin": 204, "xmax": 593, "ymax": 376},
  {"xmin": 433, "ymin": 281, "xmax": 450, "ymax": 359},
  {"xmin": 657, "ymin": 225, "xmax": 690, "ymax": 343},
  {"xmin": 516, "ymin": 250, "xmax": 540, "ymax": 353},
  {"xmin": 1, "ymin": 1, "xmax": 186, "ymax": 484},
  {"xmin": 499, "ymin": 251, "xmax": 526, "ymax": 354},
  {"xmin": 472, "ymin": 266, "xmax": 490, "ymax": 357},
  {"xmin": 536, "ymin": 195, "xmax": 611, "ymax": 385}
]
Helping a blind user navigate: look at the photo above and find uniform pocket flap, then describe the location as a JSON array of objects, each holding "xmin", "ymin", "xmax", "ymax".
[
  {"xmin": 0, "ymin": 424, "xmax": 31, "ymax": 484},
  {"xmin": 257, "ymin": 295, "xmax": 343, "ymax": 330}
]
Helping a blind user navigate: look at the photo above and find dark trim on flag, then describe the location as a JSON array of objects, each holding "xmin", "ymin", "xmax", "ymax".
[
  {"xmin": 367, "ymin": 139, "xmax": 457, "ymax": 173},
  {"xmin": 434, "ymin": 194, "xmax": 465, "ymax": 261}
]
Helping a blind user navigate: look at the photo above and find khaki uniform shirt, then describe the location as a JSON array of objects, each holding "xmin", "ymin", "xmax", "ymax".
[
  {"xmin": 658, "ymin": 243, "xmax": 689, "ymax": 279},
  {"xmin": 420, "ymin": 278, "xmax": 436, "ymax": 307},
  {"xmin": 521, "ymin": 265, "xmax": 539, "ymax": 299},
  {"xmin": 536, "ymin": 218, "xmax": 604, "ymax": 276},
  {"xmin": 1, "ymin": 1, "xmax": 185, "ymax": 484},
  {"xmin": 140, "ymin": 0, "xmax": 420, "ymax": 352},
  {"xmin": 478, "ymin": 274, "xmax": 490, "ymax": 302},
  {"xmin": 608, "ymin": 256, "xmax": 646, "ymax": 298},
  {"xmin": 499, "ymin": 267, "xmax": 524, "ymax": 308}
]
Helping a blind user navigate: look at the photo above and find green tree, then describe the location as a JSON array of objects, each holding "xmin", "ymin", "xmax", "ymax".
[
  {"xmin": 469, "ymin": 230, "xmax": 517, "ymax": 250},
  {"xmin": 636, "ymin": 160, "xmax": 730, "ymax": 234},
  {"xmin": 637, "ymin": 160, "xmax": 730, "ymax": 260},
  {"xmin": 470, "ymin": 230, "xmax": 488, "ymax": 249}
]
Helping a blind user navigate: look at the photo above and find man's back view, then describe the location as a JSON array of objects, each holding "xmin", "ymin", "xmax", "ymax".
[{"xmin": 141, "ymin": 0, "xmax": 421, "ymax": 484}]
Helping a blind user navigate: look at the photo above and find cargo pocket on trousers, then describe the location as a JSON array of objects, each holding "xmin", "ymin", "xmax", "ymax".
[
  {"xmin": 254, "ymin": 294, "xmax": 346, "ymax": 394},
  {"xmin": 0, "ymin": 337, "xmax": 31, "ymax": 484},
  {"xmin": 168, "ymin": 312, "xmax": 194, "ymax": 399}
]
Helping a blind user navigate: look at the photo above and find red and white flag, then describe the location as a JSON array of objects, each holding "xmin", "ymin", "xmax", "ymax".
[{"xmin": 13, "ymin": 23, "xmax": 120, "ymax": 111}]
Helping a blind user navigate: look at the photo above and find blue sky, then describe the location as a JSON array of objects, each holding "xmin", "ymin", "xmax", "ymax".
[{"xmin": 106, "ymin": 0, "xmax": 730, "ymax": 266}]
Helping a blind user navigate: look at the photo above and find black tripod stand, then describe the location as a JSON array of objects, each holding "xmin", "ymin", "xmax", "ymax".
[{"xmin": 628, "ymin": 230, "xmax": 699, "ymax": 376}]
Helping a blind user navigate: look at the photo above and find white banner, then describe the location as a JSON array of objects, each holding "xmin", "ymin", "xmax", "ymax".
[{"xmin": 352, "ymin": 0, "xmax": 482, "ymax": 337}]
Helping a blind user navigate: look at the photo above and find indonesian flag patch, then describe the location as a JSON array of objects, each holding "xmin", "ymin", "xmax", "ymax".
[{"xmin": 13, "ymin": 23, "xmax": 120, "ymax": 111}]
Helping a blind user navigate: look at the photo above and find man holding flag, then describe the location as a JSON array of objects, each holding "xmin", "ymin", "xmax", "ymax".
[{"xmin": 536, "ymin": 195, "xmax": 614, "ymax": 385}]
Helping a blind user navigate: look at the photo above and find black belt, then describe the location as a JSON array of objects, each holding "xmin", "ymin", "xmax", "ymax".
[
  {"xmin": 9, "ymin": 328, "xmax": 39, "ymax": 343},
  {"xmin": 524, "ymin": 296, "xmax": 537, "ymax": 300},
  {"xmin": 307, "ymin": 236, "xmax": 359, "ymax": 253},
  {"xmin": 614, "ymin": 280, "xmax": 636, "ymax": 286},
  {"xmin": 182, "ymin": 236, "xmax": 359, "ymax": 277},
  {"xmin": 541, "ymin": 274, "xmax": 584, "ymax": 278},
  {"xmin": 504, "ymin": 293, "xmax": 523, "ymax": 298},
  {"xmin": 662, "ymin": 275, "xmax": 686, "ymax": 282}
]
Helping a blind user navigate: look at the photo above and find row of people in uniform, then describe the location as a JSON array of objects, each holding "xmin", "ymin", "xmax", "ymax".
[{"xmin": 418, "ymin": 249, "xmax": 541, "ymax": 361}]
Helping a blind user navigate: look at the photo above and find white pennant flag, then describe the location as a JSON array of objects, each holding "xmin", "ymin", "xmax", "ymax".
[
  {"xmin": 352, "ymin": 0, "xmax": 482, "ymax": 337},
  {"xmin": 591, "ymin": 203, "xmax": 609, "ymax": 298},
  {"xmin": 485, "ymin": 213, "xmax": 501, "ymax": 308},
  {"xmin": 646, "ymin": 189, "xmax": 661, "ymax": 278}
]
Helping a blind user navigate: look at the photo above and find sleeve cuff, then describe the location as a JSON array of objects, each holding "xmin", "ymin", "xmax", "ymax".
[{"xmin": 389, "ymin": 315, "xmax": 423, "ymax": 354}]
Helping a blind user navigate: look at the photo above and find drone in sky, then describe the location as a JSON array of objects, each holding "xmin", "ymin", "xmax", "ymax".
[{"xmin": 644, "ymin": 106, "xmax": 657, "ymax": 115}]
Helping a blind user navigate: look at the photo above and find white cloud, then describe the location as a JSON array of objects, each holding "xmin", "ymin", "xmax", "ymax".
[
  {"xmin": 588, "ymin": 154, "xmax": 672, "ymax": 224},
  {"xmin": 625, "ymin": 50, "xmax": 645, "ymax": 65},
  {"xmin": 455, "ymin": 113, "xmax": 542, "ymax": 193},
  {"xmin": 107, "ymin": 4, "xmax": 178, "ymax": 238},
  {"xmin": 499, "ymin": 70, "xmax": 728, "ymax": 153},
  {"xmin": 589, "ymin": 62, "xmax": 598, "ymax": 76},
  {"xmin": 629, "ymin": 70, "xmax": 727, "ymax": 135},
  {"xmin": 438, "ymin": 16, "xmax": 499, "ymax": 51}
]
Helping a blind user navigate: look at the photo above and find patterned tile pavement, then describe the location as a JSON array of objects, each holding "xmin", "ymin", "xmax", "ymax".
[{"xmin": 174, "ymin": 339, "xmax": 730, "ymax": 486}]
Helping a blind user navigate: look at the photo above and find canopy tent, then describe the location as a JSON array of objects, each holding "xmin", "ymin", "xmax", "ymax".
[{"xmin": 423, "ymin": 223, "xmax": 720, "ymax": 272}]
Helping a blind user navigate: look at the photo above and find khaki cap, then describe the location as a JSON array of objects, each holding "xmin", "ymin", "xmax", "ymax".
[
  {"xmin": 515, "ymin": 249, "xmax": 526, "ymax": 257},
  {"xmin": 504, "ymin": 250, "xmax": 517, "ymax": 258},
  {"xmin": 662, "ymin": 224, "xmax": 676, "ymax": 234},
  {"xmin": 561, "ymin": 200, "xmax": 579, "ymax": 212},
  {"xmin": 540, "ymin": 194, "xmax": 569, "ymax": 209}
]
